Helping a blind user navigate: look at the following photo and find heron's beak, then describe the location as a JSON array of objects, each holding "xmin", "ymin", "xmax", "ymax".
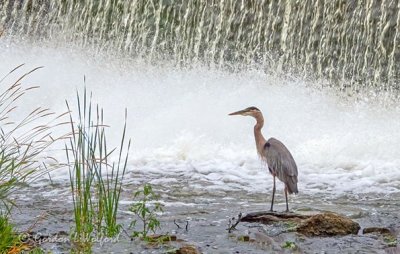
[{"xmin": 228, "ymin": 109, "xmax": 247, "ymax": 116}]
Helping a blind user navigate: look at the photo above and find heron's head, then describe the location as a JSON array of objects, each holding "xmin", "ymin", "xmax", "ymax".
[{"xmin": 229, "ymin": 106, "xmax": 261, "ymax": 117}]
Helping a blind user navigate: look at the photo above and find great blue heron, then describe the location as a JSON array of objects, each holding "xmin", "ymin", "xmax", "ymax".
[{"xmin": 229, "ymin": 106, "xmax": 298, "ymax": 212}]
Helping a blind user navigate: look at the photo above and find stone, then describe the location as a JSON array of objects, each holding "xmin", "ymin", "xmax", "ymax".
[
  {"xmin": 241, "ymin": 211, "xmax": 361, "ymax": 237},
  {"xmin": 176, "ymin": 245, "xmax": 201, "ymax": 254},
  {"xmin": 241, "ymin": 211, "xmax": 311, "ymax": 224},
  {"xmin": 146, "ymin": 234, "xmax": 177, "ymax": 242},
  {"xmin": 362, "ymin": 227, "xmax": 392, "ymax": 235},
  {"xmin": 296, "ymin": 212, "xmax": 360, "ymax": 236}
]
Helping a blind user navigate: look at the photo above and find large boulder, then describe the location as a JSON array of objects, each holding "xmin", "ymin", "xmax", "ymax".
[{"xmin": 296, "ymin": 212, "xmax": 360, "ymax": 236}]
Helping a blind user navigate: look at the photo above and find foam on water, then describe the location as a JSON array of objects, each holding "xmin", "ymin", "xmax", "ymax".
[{"xmin": 1, "ymin": 41, "xmax": 399, "ymax": 196}]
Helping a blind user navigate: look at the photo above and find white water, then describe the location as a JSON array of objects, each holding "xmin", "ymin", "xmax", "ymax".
[{"xmin": 1, "ymin": 41, "xmax": 400, "ymax": 196}]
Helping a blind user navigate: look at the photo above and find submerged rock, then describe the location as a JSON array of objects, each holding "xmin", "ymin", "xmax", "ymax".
[
  {"xmin": 363, "ymin": 227, "xmax": 397, "ymax": 247},
  {"xmin": 296, "ymin": 212, "xmax": 360, "ymax": 236},
  {"xmin": 252, "ymin": 232, "xmax": 282, "ymax": 251},
  {"xmin": 146, "ymin": 234, "xmax": 177, "ymax": 242},
  {"xmin": 363, "ymin": 227, "xmax": 392, "ymax": 235}
]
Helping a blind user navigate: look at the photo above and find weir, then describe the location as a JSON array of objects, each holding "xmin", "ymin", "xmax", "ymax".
[{"xmin": 0, "ymin": 0, "xmax": 399, "ymax": 92}]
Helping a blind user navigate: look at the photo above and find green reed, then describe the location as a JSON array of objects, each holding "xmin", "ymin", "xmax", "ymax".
[{"xmin": 66, "ymin": 87, "xmax": 130, "ymax": 248}]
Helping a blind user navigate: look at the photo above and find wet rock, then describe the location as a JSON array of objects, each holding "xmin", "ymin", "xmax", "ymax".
[
  {"xmin": 385, "ymin": 246, "xmax": 400, "ymax": 253},
  {"xmin": 241, "ymin": 211, "xmax": 311, "ymax": 224},
  {"xmin": 241, "ymin": 211, "xmax": 360, "ymax": 237},
  {"xmin": 363, "ymin": 227, "xmax": 392, "ymax": 235},
  {"xmin": 146, "ymin": 234, "xmax": 177, "ymax": 242},
  {"xmin": 253, "ymin": 232, "xmax": 282, "ymax": 251},
  {"xmin": 175, "ymin": 245, "xmax": 201, "ymax": 254},
  {"xmin": 296, "ymin": 212, "xmax": 360, "ymax": 236},
  {"xmin": 363, "ymin": 227, "xmax": 398, "ymax": 247}
]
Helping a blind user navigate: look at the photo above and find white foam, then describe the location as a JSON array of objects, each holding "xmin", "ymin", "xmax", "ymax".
[{"xmin": 1, "ymin": 41, "xmax": 399, "ymax": 196}]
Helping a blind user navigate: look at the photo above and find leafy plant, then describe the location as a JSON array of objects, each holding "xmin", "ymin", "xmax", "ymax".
[
  {"xmin": 129, "ymin": 184, "xmax": 163, "ymax": 239},
  {"xmin": 66, "ymin": 87, "xmax": 130, "ymax": 249}
]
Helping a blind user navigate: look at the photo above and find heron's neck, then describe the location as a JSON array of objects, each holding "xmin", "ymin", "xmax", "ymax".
[{"xmin": 254, "ymin": 113, "xmax": 266, "ymax": 156}]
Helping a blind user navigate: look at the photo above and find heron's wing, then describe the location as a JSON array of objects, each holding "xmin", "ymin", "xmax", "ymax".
[{"xmin": 263, "ymin": 137, "xmax": 298, "ymax": 193}]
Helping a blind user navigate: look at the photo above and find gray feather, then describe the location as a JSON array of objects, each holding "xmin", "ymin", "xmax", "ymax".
[{"xmin": 263, "ymin": 138, "xmax": 298, "ymax": 194}]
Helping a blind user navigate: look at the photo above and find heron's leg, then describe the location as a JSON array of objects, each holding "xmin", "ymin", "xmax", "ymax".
[
  {"xmin": 270, "ymin": 176, "xmax": 276, "ymax": 212},
  {"xmin": 285, "ymin": 185, "xmax": 289, "ymax": 212}
]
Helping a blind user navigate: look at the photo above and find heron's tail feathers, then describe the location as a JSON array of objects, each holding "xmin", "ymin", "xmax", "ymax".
[{"xmin": 286, "ymin": 176, "xmax": 298, "ymax": 194}]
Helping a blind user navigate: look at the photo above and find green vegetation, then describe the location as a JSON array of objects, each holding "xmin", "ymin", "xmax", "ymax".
[
  {"xmin": 27, "ymin": 247, "xmax": 49, "ymax": 254},
  {"xmin": 283, "ymin": 221, "xmax": 298, "ymax": 232},
  {"xmin": 383, "ymin": 234, "xmax": 397, "ymax": 247},
  {"xmin": 66, "ymin": 88, "xmax": 131, "ymax": 250},
  {"xmin": 0, "ymin": 214, "xmax": 50, "ymax": 253},
  {"xmin": 129, "ymin": 183, "xmax": 163, "ymax": 240},
  {"xmin": 0, "ymin": 66, "xmax": 167, "ymax": 252},
  {"xmin": 0, "ymin": 65, "xmax": 63, "ymax": 253},
  {"xmin": 0, "ymin": 65, "xmax": 61, "ymax": 213},
  {"xmin": 282, "ymin": 241, "xmax": 297, "ymax": 249},
  {"xmin": 0, "ymin": 214, "xmax": 20, "ymax": 252}
]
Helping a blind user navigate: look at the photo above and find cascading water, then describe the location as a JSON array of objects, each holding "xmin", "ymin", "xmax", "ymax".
[
  {"xmin": 1, "ymin": 0, "xmax": 399, "ymax": 193},
  {"xmin": 1, "ymin": 0, "xmax": 399, "ymax": 91},
  {"xmin": 1, "ymin": 0, "xmax": 400, "ymax": 195},
  {"xmin": 0, "ymin": 1, "xmax": 400, "ymax": 252}
]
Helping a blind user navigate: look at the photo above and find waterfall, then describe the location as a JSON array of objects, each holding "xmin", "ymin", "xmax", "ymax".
[{"xmin": 1, "ymin": 0, "xmax": 399, "ymax": 92}]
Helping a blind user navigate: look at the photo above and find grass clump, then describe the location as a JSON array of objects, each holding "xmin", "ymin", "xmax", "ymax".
[
  {"xmin": 0, "ymin": 65, "xmax": 64, "ymax": 214},
  {"xmin": 129, "ymin": 183, "xmax": 163, "ymax": 240},
  {"xmin": 0, "ymin": 65, "xmax": 65, "ymax": 253},
  {"xmin": 0, "ymin": 214, "xmax": 20, "ymax": 252},
  {"xmin": 0, "ymin": 214, "xmax": 46, "ymax": 253},
  {"xmin": 66, "ymin": 88, "xmax": 130, "ymax": 249}
]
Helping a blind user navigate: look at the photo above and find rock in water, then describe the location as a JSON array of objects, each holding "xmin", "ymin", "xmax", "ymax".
[
  {"xmin": 362, "ymin": 227, "xmax": 392, "ymax": 235},
  {"xmin": 296, "ymin": 212, "xmax": 360, "ymax": 236},
  {"xmin": 176, "ymin": 245, "xmax": 201, "ymax": 254}
]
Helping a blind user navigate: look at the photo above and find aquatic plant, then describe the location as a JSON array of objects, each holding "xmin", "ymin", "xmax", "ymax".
[
  {"xmin": 66, "ymin": 87, "xmax": 130, "ymax": 247},
  {"xmin": 129, "ymin": 183, "xmax": 163, "ymax": 240},
  {"xmin": 0, "ymin": 65, "xmax": 64, "ymax": 213}
]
